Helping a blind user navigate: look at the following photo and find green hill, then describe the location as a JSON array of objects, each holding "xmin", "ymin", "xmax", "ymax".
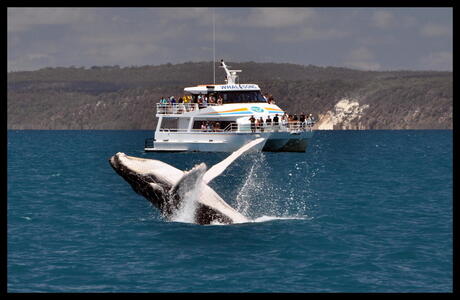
[{"xmin": 7, "ymin": 61, "xmax": 452, "ymax": 130}]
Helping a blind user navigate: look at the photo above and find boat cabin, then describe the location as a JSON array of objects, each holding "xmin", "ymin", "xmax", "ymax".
[{"xmin": 183, "ymin": 84, "xmax": 266, "ymax": 104}]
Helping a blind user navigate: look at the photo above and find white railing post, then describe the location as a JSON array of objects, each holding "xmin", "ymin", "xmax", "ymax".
[
  {"xmin": 156, "ymin": 116, "xmax": 163, "ymax": 132},
  {"xmin": 187, "ymin": 117, "xmax": 194, "ymax": 132}
]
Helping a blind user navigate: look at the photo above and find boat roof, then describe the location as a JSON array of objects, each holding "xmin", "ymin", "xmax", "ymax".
[{"xmin": 184, "ymin": 84, "xmax": 260, "ymax": 94}]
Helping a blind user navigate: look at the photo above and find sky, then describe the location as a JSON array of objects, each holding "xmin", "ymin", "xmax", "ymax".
[{"xmin": 7, "ymin": 7, "xmax": 453, "ymax": 72}]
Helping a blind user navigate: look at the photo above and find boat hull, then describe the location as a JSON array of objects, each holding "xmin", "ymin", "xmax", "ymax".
[{"xmin": 145, "ymin": 130, "xmax": 313, "ymax": 153}]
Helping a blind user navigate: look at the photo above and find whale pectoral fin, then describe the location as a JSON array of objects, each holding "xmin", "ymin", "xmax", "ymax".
[
  {"xmin": 203, "ymin": 137, "xmax": 266, "ymax": 184},
  {"xmin": 169, "ymin": 163, "xmax": 207, "ymax": 197}
]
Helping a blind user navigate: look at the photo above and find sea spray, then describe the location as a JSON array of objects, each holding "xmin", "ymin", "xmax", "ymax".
[
  {"xmin": 235, "ymin": 153, "xmax": 265, "ymax": 217},
  {"xmin": 235, "ymin": 153, "xmax": 281, "ymax": 219},
  {"xmin": 235, "ymin": 160, "xmax": 258, "ymax": 216},
  {"xmin": 170, "ymin": 165, "xmax": 207, "ymax": 224},
  {"xmin": 170, "ymin": 179, "xmax": 204, "ymax": 224},
  {"xmin": 234, "ymin": 153, "xmax": 317, "ymax": 221}
]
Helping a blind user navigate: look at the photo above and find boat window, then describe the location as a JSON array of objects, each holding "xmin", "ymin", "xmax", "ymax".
[
  {"xmin": 193, "ymin": 120, "xmax": 232, "ymax": 131},
  {"xmin": 159, "ymin": 118, "xmax": 178, "ymax": 130},
  {"xmin": 217, "ymin": 91, "xmax": 266, "ymax": 104}
]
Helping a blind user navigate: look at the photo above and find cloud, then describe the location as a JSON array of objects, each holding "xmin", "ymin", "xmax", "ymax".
[
  {"xmin": 88, "ymin": 43, "xmax": 161, "ymax": 65},
  {"xmin": 402, "ymin": 16, "xmax": 418, "ymax": 28},
  {"xmin": 153, "ymin": 7, "xmax": 212, "ymax": 21},
  {"xmin": 222, "ymin": 7, "xmax": 316, "ymax": 28},
  {"xmin": 8, "ymin": 53, "xmax": 56, "ymax": 71},
  {"xmin": 236, "ymin": 8, "xmax": 348, "ymax": 42},
  {"xmin": 419, "ymin": 51, "xmax": 452, "ymax": 70},
  {"xmin": 275, "ymin": 27, "xmax": 349, "ymax": 42},
  {"xmin": 344, "ymin": 47, "xmax": 381, "ymax": 70},
  {"xmin": 247, "ymin": 7, "xmax": 316, "ymax": 28},
  {"xmin": 348, "ymin": 47, "xmax": 374, "ymax": 61},
  {"xmin": 371, "ymin": 11, "xmax": 396, "ymax": 29},
  {"xmin": 420, "ymin": 23, "xmax": 452, "ymax": 37},
  {"xmin": 6, "ymin": 7, "xmax": 454, "ymax": 72},
  {"xmin": 7, "ymin": 7, "xmax": 94, "ymax": 32}
]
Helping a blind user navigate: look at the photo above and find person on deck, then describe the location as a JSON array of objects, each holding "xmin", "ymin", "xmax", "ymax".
[
  {"xmin": 202, "ymin": 96, "xmax": 208, "ymax": 107},
  {"xmin": 281, "ymin": 112, "xmax": 288, "ymax": 127},
  {"xmin": 293, "ymin": 114, "xmax": 299, "ymax": 129},
  {"xmin": 273, "ymin": 114, "xmax": 279, "ymax": 125},
  {"xmin": 258, "ymin": 117, "xmax": 265, "ymax": 132},
  {"xmin": 300, "ymin": 112, "xmax": 306, "ymax": 129},
  {"xmin": 159, "ymin": 97, "xmax": 168, "ymax": 114},
  {"xmin": 266, "ymin": 115, "xmax": 272, "ymax": 129},
  {"xmin": 249, "ymin": 115, "xmax": 256, "ymax": 133}
]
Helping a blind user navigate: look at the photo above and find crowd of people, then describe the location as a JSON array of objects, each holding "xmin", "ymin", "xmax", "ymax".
[
  {"xmin": 158, "ymin": 93, "xmax": 315, "ymax": 132},
  {"xmin": 199, "ymin": 121, "xmax": 222, "ymax": 132},
  {"xmin": 158, "ymin": 94, "xmax": 226, "ymax": 114},
  {"xmin": 159, "ymin": 94, "xmax": 223, "ymax": 109},
  {"xmin": 158, "ymin": 93, "xmax": 277, "ymax": 110},
  {"xmin": 248, "ymin": 112, "xmax": 315, "ymax": 133}
]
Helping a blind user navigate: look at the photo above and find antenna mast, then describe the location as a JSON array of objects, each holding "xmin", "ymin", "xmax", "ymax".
[
  {"xmin": 213, "ymin": 8, "xmax": 216, "ymax": 84},
  {"xmin": 220, "ymin": 60, "xmax": 241, "ymax": 85}
]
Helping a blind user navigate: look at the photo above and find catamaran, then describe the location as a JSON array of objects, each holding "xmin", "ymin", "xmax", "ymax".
[{"xmin": 144, "ymin": 60, "xmax": 314, "ymax": 152}]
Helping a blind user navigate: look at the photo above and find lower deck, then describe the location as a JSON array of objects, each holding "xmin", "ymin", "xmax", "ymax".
[{"xmin": 145, "ymin": 128, "xmax": 314, "ymax": 153}]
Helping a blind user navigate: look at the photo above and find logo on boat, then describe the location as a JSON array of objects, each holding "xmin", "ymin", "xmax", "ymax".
[
  {"xmin": 219, "ymin": 84, "xmax": 258, "ymax": 90},
  {"xmin": 250, "ymin": 106, "xmax": 264, "ymax": 113}
]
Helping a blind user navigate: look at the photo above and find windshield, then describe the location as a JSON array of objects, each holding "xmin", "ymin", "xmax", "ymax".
[{"xmin": 217, "ymin": 91, "xmax": 266, "ymax": 104}]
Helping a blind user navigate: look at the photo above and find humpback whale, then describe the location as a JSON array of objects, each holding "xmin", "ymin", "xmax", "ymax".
[{"xmin": 109, "ymin": 138, "xmax": 265, "ymax": 225}]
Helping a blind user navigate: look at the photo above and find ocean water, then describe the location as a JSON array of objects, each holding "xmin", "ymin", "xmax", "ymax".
[{"xmin": 7, "ymin": 130, "xmax": 452, "ymax": 292}]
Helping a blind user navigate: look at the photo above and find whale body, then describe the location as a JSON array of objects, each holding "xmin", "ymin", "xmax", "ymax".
[{"xmin": 109, "ymin": 138, "xmax": 265, "ymax": 225}]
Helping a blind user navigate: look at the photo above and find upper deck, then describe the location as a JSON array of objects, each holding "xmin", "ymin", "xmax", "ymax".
[
  {"xmin": 184, "ymin": 83, "xmax": 260, "ymax": 94},
  {"xmin": 155, "ymin": 102, "xmax": 284, "ymax": 118},
  {"xmin": 156, "ymin": 103, "xmax": 216, "ymax": 115}
]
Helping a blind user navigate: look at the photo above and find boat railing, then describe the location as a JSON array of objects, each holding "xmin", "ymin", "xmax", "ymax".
[
  {"xmin": 158, "ymin": 128, "xmax": 223, "ymax": 133},
  {"xmin": 156, "ymin": 103, "xmax": 198, "ymax": 115},
  {"xmin": 223, "ymin": 123, "xmax": 239, "ymax": 132},
  {"xmin": 158, "ymin": 121, "xmax": 314, "ymax": 134},
  {"xmin": 246, "ymin": 121, "xmax": 314, "ymax": 133},
  {"xmin": 156, "ymin": 103, "xmax": 221, "ymax": 115}
]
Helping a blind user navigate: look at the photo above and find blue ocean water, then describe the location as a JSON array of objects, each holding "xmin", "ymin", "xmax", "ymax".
[{"xmin": 7, "ymin": 130, "xmax": 452, "ymax": 292}]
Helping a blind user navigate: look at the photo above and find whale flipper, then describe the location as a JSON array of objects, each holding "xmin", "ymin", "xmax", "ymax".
[
  {"xmin": 170, "ymin": 163, "xmax": 207, "ymax": 198},
  {"xmin": 203, "ymin": 138, "xmax": 265, "ymax": 184}
]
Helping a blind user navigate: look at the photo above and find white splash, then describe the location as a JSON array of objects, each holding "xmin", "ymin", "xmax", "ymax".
[
  {"xmin": 204, "ymin": 215, "xmax": 310, "ymax": 226},
  {"xmin": 251, "ymin": 215, "xmax": 309, "ymax": 223},
  {"xmin": 235, "ymin": 153, "xmax": 268, "ymax": 217},
  {"xmin": 171, "ymin": 179, "xmax": 204, "ymax": 224},
  {"xmin": 166, "ymin": 138, "xmax": 313, "ymax": 226}
]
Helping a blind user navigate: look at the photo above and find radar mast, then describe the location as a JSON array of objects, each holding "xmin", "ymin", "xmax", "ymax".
[{"xmin": 220, "ymin": 60, "xmax": 241, "ymax": 85}]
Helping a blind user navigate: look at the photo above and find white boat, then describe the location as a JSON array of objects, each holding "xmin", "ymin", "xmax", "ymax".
[{"xmin": 144, "ymin": 60, "xmax": 315, "ymax": 152}]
